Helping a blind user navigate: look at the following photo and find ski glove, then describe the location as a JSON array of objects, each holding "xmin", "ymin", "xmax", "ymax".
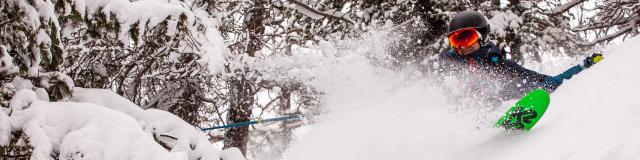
[{"xmin": 582, "ymin": 53, "xmax": 603, "ymax": 68}]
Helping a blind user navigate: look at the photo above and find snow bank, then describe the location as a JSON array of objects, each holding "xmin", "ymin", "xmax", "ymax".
[
  {"xmin": 71, "ymin": 88, "xmax": 245, "ymax": 160},
  {"xmin": 8, "ymin": 89, "xmax": 187, "ymax": 160},
  {"xmin": 2, "ymin": 87, "xmax": 245, "ymax": 160},
  {"xmin": 280, "ymin": 27, "xmax": 640, "ymax": 159}
]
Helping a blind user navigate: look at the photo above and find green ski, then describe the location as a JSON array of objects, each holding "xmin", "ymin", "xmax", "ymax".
[{"xmin": 495, "ymin": 89, "xmax": 550, "ymax": 131}]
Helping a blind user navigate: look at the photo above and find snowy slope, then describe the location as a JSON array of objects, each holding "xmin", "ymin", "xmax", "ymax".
[{"xmin": 281, "ymin": 34, "xmax": 640, "ymax": 160}]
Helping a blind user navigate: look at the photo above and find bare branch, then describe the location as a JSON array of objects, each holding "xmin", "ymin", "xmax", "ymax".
[
  {"xmin": 581, "ymin": 19, "xmax": 638, "ymax": 46},
  {"xmin": 286, "ymin": 0, "xmax": 354, "ymax": 24},
  {"xmin": 573, "ymin": 20, "xmax": 629, "ymax": 31},
  {"xmin": 547, "ymin": 0, "xmax": 588, "ymax": 16}
]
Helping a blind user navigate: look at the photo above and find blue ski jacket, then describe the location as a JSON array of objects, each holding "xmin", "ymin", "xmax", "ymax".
[{"xmin": 435, "ymin": 42, "xmax": 585, "ymax": 100}]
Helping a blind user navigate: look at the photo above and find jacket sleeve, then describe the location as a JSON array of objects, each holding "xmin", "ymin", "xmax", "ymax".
[
  {"xmin": 541, "ymin": 64, "xmax": 584, "ymax": 91},
  {"xmin": 500, "ymin": 60, "xmax": 553, "ymax": 98},
  {"xmin": 500, "ymin": 59, "xmax": 589, "ymax": 100},
  {"xmin": 543, "ymin": 55, "xmax": 600, "ymax": 91},
  {"xmin": 430, "ymin": 50, "xmax": 461, "ymax": 76}
]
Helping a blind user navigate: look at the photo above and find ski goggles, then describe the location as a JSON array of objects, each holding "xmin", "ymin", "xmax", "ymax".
[{"xmin": 448, "ymin": 27, "xmax": 481, "ymax": 50}]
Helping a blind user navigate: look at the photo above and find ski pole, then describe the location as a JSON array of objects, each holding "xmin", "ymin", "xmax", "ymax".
[{"xmin": 201, "ymin": 114, "xmax": 308, "ymax": 132}]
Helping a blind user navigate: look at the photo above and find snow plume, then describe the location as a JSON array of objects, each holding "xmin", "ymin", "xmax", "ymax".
[
  {"xmin": 251, "ymin": 25, "xmax": 490, "ymax": 160},
  {"xmin": 8, "ymin": 89, "xmax": 188, "ymax": 160},
  {"xmin": 256, "ymin": 23, "xmax": 397, "ymax": 84}
]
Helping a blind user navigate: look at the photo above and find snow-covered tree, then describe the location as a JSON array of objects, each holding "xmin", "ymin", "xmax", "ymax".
[
  {"xmin": 0, "ymin": 0, "xmax": 74, "ymax": 106},
  {"xmin": 55, "ymin": 0, "xmax": 226, "ymax": 125},
  {"xmin": 0, "ymin": 0, "xmax": 228, "ymax": 124},
  {"xmin": 558, "ymin": 0, "xmax": 640, "ymax": 46},
  {"xmin": 484, "ymin": 0, "xmax": 587, "ymax": 62},
  {"xmin": 1, "ymin": 0, "xmax": 230, "ymax": 159}
]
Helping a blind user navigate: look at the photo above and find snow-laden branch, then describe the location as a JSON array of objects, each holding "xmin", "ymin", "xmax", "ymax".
[
  {"xmin": 286, "ymin": 0, "xmax": 354, "ymax": 24},
  {"xmin": 547, "ymin": 0, "xmax": 587, "ymax": 15}
]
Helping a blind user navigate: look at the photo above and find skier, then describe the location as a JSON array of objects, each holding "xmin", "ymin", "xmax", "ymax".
[{"xmin": 435, "ymin": 10, "xmax": 603, "ymax": 101}]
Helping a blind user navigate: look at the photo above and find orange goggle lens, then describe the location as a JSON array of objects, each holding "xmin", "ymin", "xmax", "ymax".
[{"xmin": 448, "ymin": 28, "xmax": 480, "ymax": 49}]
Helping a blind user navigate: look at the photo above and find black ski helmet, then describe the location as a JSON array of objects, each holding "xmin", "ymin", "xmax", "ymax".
[{"xmin": 447, "ymin": 10, "xmax": 491, "ymax": 44}]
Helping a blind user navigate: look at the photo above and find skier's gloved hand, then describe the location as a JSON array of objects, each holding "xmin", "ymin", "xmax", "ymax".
[{"xmin": 582, "ymin": 53, "xmax": 603, "ymax": 68}]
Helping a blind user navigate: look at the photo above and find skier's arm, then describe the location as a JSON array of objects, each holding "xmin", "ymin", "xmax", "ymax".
[
  {"xmin": 541, "ymin": 53, "xmax": 604, "ymax": 91},
  {"xmin": 430, "ymin": 50, "xmax": 461, "ymax": 76},
  {"xmin": 501, "ymin": 60, "xmax": 554, "ymax": 94}
]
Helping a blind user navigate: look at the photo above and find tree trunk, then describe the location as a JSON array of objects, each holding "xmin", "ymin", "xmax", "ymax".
[
  {"xmin": 277, "ymin": 86, "xmax": 294, "ymax": 156},
  {"xmin": 224, "ymin": 0, "xmax": 266, "ymax": 155},
  {"xmin": 224, "ymin": 75, "xmax": 255, "ymax": 155},
  {"xmin": 246, "ymin": 0, "xmax": 267, "ymax": 57}
]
